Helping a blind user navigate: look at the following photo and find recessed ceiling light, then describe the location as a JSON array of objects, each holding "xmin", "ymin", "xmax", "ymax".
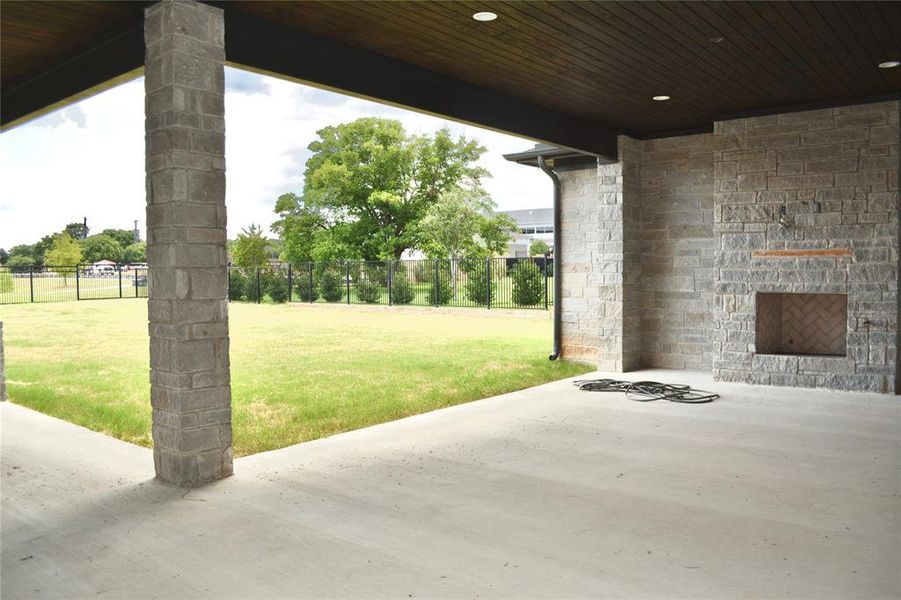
[
  {"xmin": 878, "ymin": 60, "xmax": 900, "ymax": 69},
  {"xmin": 652, "ymin": 95, "xmax": 671, "ymax": 101},
  {"xmin": 708, "ymin": 34, "xmax": 724, "ymax": 43},
  {"xmin": 472, "ymin": 11, "xmax": 497, "ymax": 22}
]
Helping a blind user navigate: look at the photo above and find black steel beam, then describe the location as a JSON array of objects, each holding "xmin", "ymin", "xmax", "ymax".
[{"xmin": 219, "ymin": 7, "xmax": 620, "ymax": 159}]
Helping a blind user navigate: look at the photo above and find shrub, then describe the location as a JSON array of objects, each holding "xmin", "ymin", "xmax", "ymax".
[
  {"xmin": 228, "ymin": 270, "xmax": 247, "ymax": 301},
  {"xmin": 390, "ymin": 268, "xmax": 414, "ymax": 305},
  {"xmin": 355, "ymin": 277, "xmax": 380, "ymax": 303},
  {"xmin": 244, "ymin": 270, "xmax": 262, "ymax": 303},
  {"xmin": 511, "ymin": 260, "xmax": 544, "ymax": 306},
  {"xmin": 362, "ymin": 262, "xmax": 388, "ymax": 286},
  {"xmin": 428, "ymin": 262, "xmax": 453, "ymax": 306},
  {"xmin": 463, "ymin": 260, "xmax": 494, "ymax": 305},
  {"xmin": 319, "ymin": 268, "xmax": 344, "ymax": 303},
  {"xmin": 266, "ymin": 272, "xmax": 289, "ymax": 303},
  {"xmin": 294, "ymin": 266, "xmax": 318, "ymax": 302}
]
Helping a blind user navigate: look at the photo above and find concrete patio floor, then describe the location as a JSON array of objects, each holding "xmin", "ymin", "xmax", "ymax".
[{"xmin": 2, "ymin": 369, "xmax": 899, "ymax": 599}]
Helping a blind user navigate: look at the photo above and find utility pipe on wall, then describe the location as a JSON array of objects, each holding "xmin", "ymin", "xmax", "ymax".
[{"xmin": 538, "ymin": 155, "xmax": 562, "ymax": 361}]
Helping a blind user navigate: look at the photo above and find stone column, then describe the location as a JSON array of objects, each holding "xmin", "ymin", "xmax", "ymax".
[
  {"xmin": 559, "ymin": 135, "xmax": 642, "ymax": 371},
  {"xmin": 145, "ymin": 0, "xmax": 232, "ymax": 485}
]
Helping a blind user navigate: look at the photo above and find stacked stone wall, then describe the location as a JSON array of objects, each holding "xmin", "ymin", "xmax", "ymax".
[
  {"xmin": 639, "ymin": 134, "xmax": 716, "ymax": 369},
  {"xmin": 711, "ymin": 101, "xmax": 899, "ymax": 392}
]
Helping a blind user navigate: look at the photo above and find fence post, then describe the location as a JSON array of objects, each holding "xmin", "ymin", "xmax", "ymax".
[
  {"xmin": 256, "ymin": 268, "xmax": 261, "ymax": 304},
  {"xmin": 287, "ymin": 263, "xmax": 293, "ymax": 303},
  {"xmin": 309, "ymin": 262, "xmax": 314, "ymax": 303},
  {"xmin": 227, "ymin": 268, "xmax": 231, "ymax": 302},
  {"xmin": 346, "ymin": 261, "xmax": 351, "ymax": 304},
  {"xmin": 135, "ymin": 268, "xmax": 139, "ymax": 298},
  {"xmin": 544, "ymin": 253, "xmax": 549, "ymax": 311},
  {"xmin": 118, "ymin": 265, "xmax": 123, "ymax": 298},
  {"xmin": 434, "ymin": 259, "xmax": 439, "ymax": 307},
  {"xmin": 76, "ymin": 265, "xmax": 80, "ymax": 301},
  {"xmin": 388, "ymin": 261, "xmax": 393, "ymax": 306},
  {"xmin": 29, "ymin": 266, "xmax": 34, "ymax": 303},
  {"xmin": 486, "ymin": 257, "xmax": 491, "ymax": 310}
]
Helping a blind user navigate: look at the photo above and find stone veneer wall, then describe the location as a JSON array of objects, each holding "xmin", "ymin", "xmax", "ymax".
[
  {"xmin": 559, "ymin": 137, "xmax": 641, "ymax": 370},
  {"xmin": 559, "ymin": 165, "xmax": 603, "ymax": 363},
  {"xmin": 556, "ymin": 101, "xmax": 897, "ymax": 393},
  {"xmin": 639, "ymin": 134, "xmax": 716, "ymax": 369},
  {"xmin": 711, "ymin": 100, "xmax": 899, "ymax": 393}
]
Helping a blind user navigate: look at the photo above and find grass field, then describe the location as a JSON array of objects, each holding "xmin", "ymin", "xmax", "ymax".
[{"xmin": 0, "ymin": 300, "xmax": 591, "ymax": 456}]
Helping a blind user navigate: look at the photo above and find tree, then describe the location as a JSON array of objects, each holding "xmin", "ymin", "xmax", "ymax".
[
  {"xmin": 123, "ymin": 242, "xmax": 146, "ymax": 264},
  {"xmin": 44, "ymin": 233, "xmax": 83, "ymax": 286},
  {"xmin": 275, "ymin": 118, "xmax": 489, "ymax": 261},
  {"xmin": 416, "ymin": 188, "xmax": 515, "ymax": 259},
  {"xmin": 102, "ymin": 228, "xmax": 137, "ymax": 248},
  {"xmin": 10, "ymin": 243, "xmax": 44, "ymax": 267},
  {"xmin": 7, "ymin": 254, "xmax": 35, "ymax": 272},
  {"xmin": 64, "ymin": 222, "xmax": 89, "ymax": 240},
  {"xmin": 530, "ymin": 240, "xmax": 549, "ymax": 256},
  {"xmin": 231, "ymin": 224, "xmax": 270, "ymax": 269},
  {"xmin": 0, "ymin": 248, "xmax": 9, "ymax": 265},
  {"xmin": 80, "ymin": 234, "xmax": 124, "ymax": 264}
]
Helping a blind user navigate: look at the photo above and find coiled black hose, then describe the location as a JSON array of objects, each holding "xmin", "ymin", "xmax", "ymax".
[{"xmin": 573, "ymin": 379, "xmax": 718, "ymax": 403}]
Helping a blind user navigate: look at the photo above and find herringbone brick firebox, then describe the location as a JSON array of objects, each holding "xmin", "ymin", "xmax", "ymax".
[{"xmin": 756, "ymin": 293, "xmax": 847, "ymax": 357}]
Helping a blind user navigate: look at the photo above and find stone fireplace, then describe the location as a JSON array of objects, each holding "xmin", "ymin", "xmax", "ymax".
[
  {"xmin": 756, "ymin": 292, "xmax": 847, "ymax": 357},
  {"xmin": 710, "ymin": 101, "xmax": 899, "ymax": 394}
]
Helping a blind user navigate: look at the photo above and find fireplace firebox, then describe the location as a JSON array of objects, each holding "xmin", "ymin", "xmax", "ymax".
[{"xmin": 756, "ymin": 293, "xmax": 848, "ymax": 357}]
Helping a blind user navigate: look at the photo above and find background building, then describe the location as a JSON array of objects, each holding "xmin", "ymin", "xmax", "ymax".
[{"xmin": 498, "ymin": 208, "xmax": 553, "ymax": 257}]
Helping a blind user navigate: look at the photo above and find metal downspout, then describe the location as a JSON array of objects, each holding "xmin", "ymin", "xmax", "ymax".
[{"xmin": 538, "ymin": 155, "xmax": 562, "ymax": 361}]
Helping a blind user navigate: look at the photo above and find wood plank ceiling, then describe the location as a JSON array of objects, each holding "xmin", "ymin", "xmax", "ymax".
[{"xmin": 3, "ymin": 1, "xmax": 900, "ymax": 138}]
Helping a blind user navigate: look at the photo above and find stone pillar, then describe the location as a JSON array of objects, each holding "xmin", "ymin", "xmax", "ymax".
[
  {"xmin": 145, "ymin": 0, "xmax": 232, "ymax": 485},
  {"xmin": 559, "ymin": 135, "xmax": 642, "ymax": 371}
]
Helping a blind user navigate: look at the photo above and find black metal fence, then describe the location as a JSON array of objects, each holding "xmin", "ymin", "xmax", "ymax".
[
  {"xmin": 0, "ymin": 257, "xmax": 554, "ymax": 311},
  {"xmin": 229, "ymin": 257, "xmax": 554, "ymax": 310},
  {"xmin": 0, "ymin": 265, "xmax": 148, "ymax": 305}
]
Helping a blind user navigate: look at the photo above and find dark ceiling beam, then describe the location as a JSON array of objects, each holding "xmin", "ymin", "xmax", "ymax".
[
  {"xmin": 0, "ymin": 20, "xmax": 145, "ymax": 131},
  {"xmin": 219, "ymin": 6, "xmax": 620, "ymax": 159}
]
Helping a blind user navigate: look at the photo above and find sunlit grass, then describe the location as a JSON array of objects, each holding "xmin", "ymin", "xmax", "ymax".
[{"xmin": 0, "ymin": 300, "xmax": 590, "ymax": 456}]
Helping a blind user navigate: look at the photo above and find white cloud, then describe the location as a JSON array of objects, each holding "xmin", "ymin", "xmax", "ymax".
[{"xmin": 0, "ymin": 67, "xmax": 550, "ymax": 249}]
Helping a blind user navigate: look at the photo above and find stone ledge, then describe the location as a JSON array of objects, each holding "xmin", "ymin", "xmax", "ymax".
[{"xmin": 752, "ymin": 248, "xmax": 852, "ymax": 258}]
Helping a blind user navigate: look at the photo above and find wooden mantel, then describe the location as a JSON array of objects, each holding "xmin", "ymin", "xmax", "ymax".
[{"xmin": 752, "ymin": 248, "xmax": 852, "ymax": 258}]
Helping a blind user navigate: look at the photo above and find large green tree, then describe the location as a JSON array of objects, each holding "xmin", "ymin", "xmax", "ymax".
[
  {"xmin": 80, "ymin": 234, "xmax": 124, "ymax": 264},
  {"xmin": 6, "ymin": 254, "xmax": 35, "ymax": 272},
  {"xmin": 416, "ymin": 188, "xmax": 515, "ymax": 259},
  {"xmin": 231, "ymin": 224, "xmax": 270, "ymax": 269},
  {"xmin": 64, "ymin": 222, "xmax": 89, "ymax": 240},
  {"xmin": 275, "ymin": 118, "xmax": 489, "ymax": 261},
  {"xmin": 101, "ymin": 228, "xmax": 137, "ymax": 248},
  {"xmin": 44, "ymin": 232, "xmax": 83, "ymax": 285},
  {"xmin": 122, "ymin": 242, "xmax": 146, "ymax": 264}
]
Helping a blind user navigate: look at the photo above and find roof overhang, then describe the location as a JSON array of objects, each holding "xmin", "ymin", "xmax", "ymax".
[{"xmin": 2, "ymin": 1, "xmax": 899, "ymax": 159}]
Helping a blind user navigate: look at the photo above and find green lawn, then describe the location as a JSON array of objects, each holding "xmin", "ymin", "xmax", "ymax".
[{"xmin": 0, "ymin": 300, "xmax": 590, "ymax": 456}]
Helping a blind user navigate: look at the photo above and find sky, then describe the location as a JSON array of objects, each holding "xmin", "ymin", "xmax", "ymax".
[{"xmin": 0, "ymin": 67, "xmax": 550, "ymax": 249}]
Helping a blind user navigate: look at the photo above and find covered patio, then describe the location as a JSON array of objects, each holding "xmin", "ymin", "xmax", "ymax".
[
  {"xmin": 3, "ymin": 370, "xmax": 899, "ymax": 598},
  {"xmin": 1, "ymin": 1, "xmax": 899, "ymax": 596}
]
